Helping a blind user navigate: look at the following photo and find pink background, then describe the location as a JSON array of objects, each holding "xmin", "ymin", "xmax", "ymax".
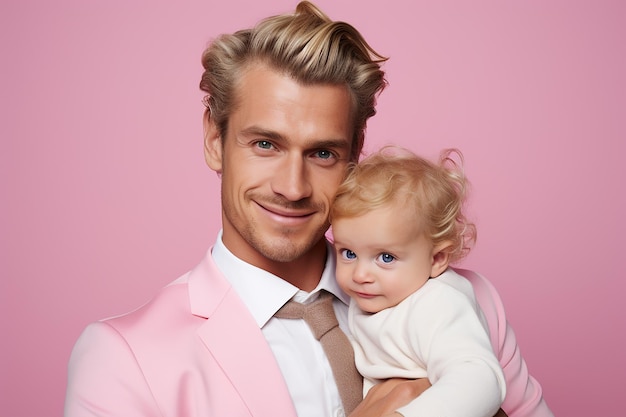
[{"xmin": 1, "ymin": 1, "xmax": 624, "ymax": 416}]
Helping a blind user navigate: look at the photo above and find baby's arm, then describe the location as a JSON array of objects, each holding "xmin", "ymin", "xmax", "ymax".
[
  {"xmin": 397, "ymin": 284, "xmax": 506, "ymax": 417},
  {"xmin": 354, "ymin": 378, "xmax": 508, "ymax": 417}
]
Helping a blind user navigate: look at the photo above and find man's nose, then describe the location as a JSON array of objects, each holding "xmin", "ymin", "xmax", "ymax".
[{"xmin": 271, "ymin": 154, "xmax": 313, "ymax": 201}]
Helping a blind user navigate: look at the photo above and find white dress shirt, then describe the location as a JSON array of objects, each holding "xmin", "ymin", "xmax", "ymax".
[{"xmin": 211, "ymin": 231, "xmax": 352, "ymax": 417}]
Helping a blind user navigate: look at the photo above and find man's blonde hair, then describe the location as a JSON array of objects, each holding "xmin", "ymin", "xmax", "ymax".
[
  {"xmin": 330, "ymin": 146, "xmax": 477, "ymax": 263},
  {"xmin": 199, "ymin": 1, "xmax": 387, "ymax": 161}
]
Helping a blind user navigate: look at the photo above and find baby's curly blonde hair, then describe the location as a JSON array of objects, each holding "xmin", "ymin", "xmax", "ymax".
[{"xmin": 330, "ymin": 146, "xmax": 476, "ymax": 263}]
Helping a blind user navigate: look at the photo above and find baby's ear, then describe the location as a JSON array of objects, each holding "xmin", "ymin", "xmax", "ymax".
[{"xmin": 430, "ymin": 242, "xmax": 452, "ymax": 278}]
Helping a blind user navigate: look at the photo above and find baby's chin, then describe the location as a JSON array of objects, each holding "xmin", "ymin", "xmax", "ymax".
[{"xmin": 352, "ymin": 296, "xmax": 391, "ymax": 314}]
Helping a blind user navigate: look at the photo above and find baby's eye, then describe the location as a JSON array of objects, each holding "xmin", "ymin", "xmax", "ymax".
[
  {"xmin": 377, "ymin": 253, "xmax": 395, "ymax": 264},
  {"xmin": 340, "ymin": 249, "xmax": 357, "ymax": 260}
]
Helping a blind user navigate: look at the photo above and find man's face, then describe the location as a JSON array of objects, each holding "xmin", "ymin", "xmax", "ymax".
[{"xmin": 205, "ymin": 64, "xmax": 353, "ymax": 268}]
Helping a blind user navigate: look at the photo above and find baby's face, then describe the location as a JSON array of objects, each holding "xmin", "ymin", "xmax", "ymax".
[{"xmin": 332, "ymin": 205, "xmax": 436, "ymax": 313}]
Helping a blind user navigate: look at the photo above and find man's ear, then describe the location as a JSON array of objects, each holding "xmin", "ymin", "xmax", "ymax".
[
  {"xmin": 203, "ymin": 110, "xmax": 223, "ymax": 173},
  {"xmin": 430, "ymin": 241, "xmax": 452, "ymax": 278}
]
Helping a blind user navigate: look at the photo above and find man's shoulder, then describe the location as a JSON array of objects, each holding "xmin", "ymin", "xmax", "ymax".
[
  {"xmin": 101, "ymin": 250, "xmax": 231, "ymax": 337},
  {"xmin": 101, "ymin": 272, "xmax": 196, "ymax": 338},
  {"xmin": 433, "ymin": 268, "xmax": 475, "ymax": 292},
  {"xmin": 450, "ymin": 267, "xmax": 505, "ymax": 316},
  {"xmin": 452, "ymin": 267, "xmax": 496, "ymax": 294}
]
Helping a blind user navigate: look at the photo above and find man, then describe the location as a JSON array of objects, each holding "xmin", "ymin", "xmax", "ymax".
[{"xmin": 65, "ymin": 2, "xmax": 552, "ymax": 416}]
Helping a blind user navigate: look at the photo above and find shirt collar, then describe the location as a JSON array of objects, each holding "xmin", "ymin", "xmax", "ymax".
[{"xmin": 211, "ymin": 230, "xmax": 349, "ymax": 328}]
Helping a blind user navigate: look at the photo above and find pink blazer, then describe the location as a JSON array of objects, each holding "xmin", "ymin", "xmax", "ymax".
[
  {"xmin": 65, "ymin": 251, "xmax": 297, "ymax": 417},
  {"xmin": 457, "ymin": 268, "xmax": 553, "ymax": 417},
  {"xmin": 65, "ymin": 252, "xmax": 552, "ymax": 417}
]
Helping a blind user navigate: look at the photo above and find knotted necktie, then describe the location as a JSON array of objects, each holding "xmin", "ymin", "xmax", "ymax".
[{"xmin": 275, "ymin": 291, "xmax": 363, "ymax": 414}]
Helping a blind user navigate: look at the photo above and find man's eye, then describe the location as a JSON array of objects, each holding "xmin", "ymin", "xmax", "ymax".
[
  {"xmin": 341, "ymin": 249, "xmax": 356, "ymax": 260},
  {"xmin": 256, "ymin": 140, "xmax": 273, "ymax": 150},
  {"xmin": 378, "ymin": 253, "xmax": 395, "ymax": 264},
  {"xmin": 316, "ymin": 150, "xmax": 334, "ymax": 159}
]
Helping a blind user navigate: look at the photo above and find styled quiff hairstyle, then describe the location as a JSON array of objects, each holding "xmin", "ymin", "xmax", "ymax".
[
  {"xmin": 330, "ymin": 146, "xmax": 477, "ymax": 263},
  {"xmin": 199, "ymin": 1, "xmax": 387, "ymax": 162}
]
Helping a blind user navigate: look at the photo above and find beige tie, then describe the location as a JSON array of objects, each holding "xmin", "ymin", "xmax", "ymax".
[{"xmin": 275, "ymin": 291, "xmax": 363, "ymax": 414}]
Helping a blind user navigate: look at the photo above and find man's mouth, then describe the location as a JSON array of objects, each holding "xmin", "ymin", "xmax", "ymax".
[{"xmin": 256, "ymin": 201, "xmax": 316, "ymax": 226}]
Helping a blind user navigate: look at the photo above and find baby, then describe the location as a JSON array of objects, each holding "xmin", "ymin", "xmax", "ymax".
[{"xmin": 330, "ymin": 146, "xmax": 506, "ymax": 417}]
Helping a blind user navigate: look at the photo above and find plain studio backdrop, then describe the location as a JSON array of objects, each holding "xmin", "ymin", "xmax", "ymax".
[{"xmin": 1, "ymin": 1, "xmax": 624, "ymax": 416}]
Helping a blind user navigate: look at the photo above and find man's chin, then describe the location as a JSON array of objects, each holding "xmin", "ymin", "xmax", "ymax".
[
  {"xmin": 258, "ymin": 242, "xmax": 312, "ymax": 263},
  {"xmin": 255, "ymin": 232, "xmax": 326, "ymax": 263}
]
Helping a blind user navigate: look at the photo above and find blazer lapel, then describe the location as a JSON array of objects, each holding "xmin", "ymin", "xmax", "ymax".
[{"xmin": 188, "ymin": 251, "xmax": 297, "ymax": 417}]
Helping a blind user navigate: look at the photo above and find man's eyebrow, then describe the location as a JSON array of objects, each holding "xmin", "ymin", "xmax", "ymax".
[
  {"xmin": 240, "ymin": 126, "xmax": 285, "ymax": 142},
  {"xmin": 310, "ymin": 139, "xmax": 351, "ymax": 152}
]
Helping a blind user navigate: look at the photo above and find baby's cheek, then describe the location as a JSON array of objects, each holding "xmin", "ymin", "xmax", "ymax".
[{"xmin": 335, "ymin": 267, "xmax": 350, "ymax": 289}]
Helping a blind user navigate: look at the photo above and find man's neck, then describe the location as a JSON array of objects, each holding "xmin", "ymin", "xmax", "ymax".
[
  {"xmin": 221, "ymin": 233, "xmax": 328, "ymax": 292},
  {"xmin": 263, "ymin": 240, "xmax": 328, "ymax": 292}
]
